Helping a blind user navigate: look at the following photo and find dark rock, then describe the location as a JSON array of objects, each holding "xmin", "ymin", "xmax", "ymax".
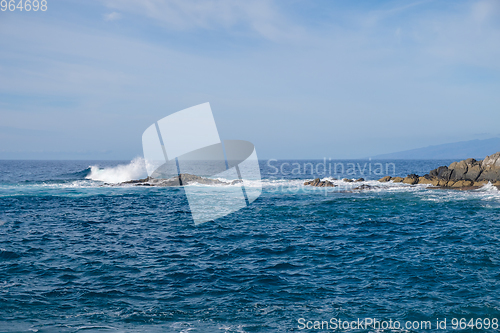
[
  {"xmin": 122, "ymin": 177, "xmax": 152, "ymax": 184},
  {"xmin": 355, "ymin": 178, "xmax": 365, "ymax": 182},
  {"xmin": 464, "ymin": 163, "xmax": 482, "ymax": 181},
  {"xmin": 429, "ymin": 168, "xmax": 438, "ymax": 178},
  {"xmin": 477, "ymin": 168, "xmax": 500, "ymax": 182},
  {"xmin": 437, "ymin": 166, "xmax": 453, "ymax": 181},
  {"xmin": 450, "ymin": 160, "xmax": 468, "ymax": 180},
  {"xmin": 352, "ymin": 184, "xmax": 376, "ymax": 191},
  {"xmin": 428, "ymin": 166, "xmax": 453, "ymax": 180},
  {"xmin": 118, "ymin": 174, "xmax": 239, "ymax": 187},
  {"xmin": 303, "ymin": 178, "xmax": 336, "ymax": 188},
  {"xmin": 382, "ymin": 151, "xmax": 500, "ymax": 189}
]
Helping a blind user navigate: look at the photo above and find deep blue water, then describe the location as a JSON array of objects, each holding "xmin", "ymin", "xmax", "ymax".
[{"xmin": 1, "ymin": 159, "xmax": 500, "ymax": 332}]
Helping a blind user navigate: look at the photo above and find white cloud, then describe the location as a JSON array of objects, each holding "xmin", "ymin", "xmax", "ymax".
[
  {"xmin": 407, "ymin": 1, "xmax": 500, "ymax": 69},
  {"xmin": 102, "ymin": 0, "xmax": 303, "ymax": 40},
  {"xmin": 104, "ymin": 11, "xmax": 122, "ymax": 21}
]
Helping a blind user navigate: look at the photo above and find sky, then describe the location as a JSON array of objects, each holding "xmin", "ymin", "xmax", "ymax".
[{"xmin": 1, "ymin": 0, "xmax": 500, "ymax": 159}]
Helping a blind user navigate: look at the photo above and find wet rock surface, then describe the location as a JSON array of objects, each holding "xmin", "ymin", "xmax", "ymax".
[
  {"xmin": 118, "ymin": 174, "xmax": 241, "ymax": 187},
  {"xmin": 303, "ymin": 178, "xmax": 336, "ymax": 187},
  {"xmin": 377, "ymin": 152, "xmax": 500, "ymax": 190}
]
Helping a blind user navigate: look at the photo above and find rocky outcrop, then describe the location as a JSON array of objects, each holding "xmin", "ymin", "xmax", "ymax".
[
  {"xmin": 402, "ymin": 174, "xmax": 419, "ymax": 185},
  {"xmin": 304, "ymin": 178, "xmax": 336, "ymax": 187},
  {"xmin": 119, "ymin": 174, "xmax": 241, "ymax": 187},
  {"xmin": 391, "ymin": 177, "xmax": 404, "ymax": 183},
  {"xmin": 379, "ymin": 176, "xmax": 392, "ymax": 182},
  {"xmin": 377, "ymin": 152, "xmax": 500, "ymax": 189}
]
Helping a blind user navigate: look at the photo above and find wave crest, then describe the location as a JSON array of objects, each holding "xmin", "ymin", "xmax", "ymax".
[{"xmin": 86, "ymin": 157, "xmax": 148, "ymax": 183}]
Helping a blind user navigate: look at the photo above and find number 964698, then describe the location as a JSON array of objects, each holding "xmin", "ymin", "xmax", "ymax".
[{"xmin": 1, "ymin": 0, "xmax": 47, "ymax": 11}]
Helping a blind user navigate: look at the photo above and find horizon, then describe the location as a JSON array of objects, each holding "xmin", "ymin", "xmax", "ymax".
[{"xmin": 1, "ymin": 136, "xmax": 499, "ymax": 160}]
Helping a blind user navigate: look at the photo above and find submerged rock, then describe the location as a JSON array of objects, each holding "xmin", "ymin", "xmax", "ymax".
[
  {"xmin": 119, "ymin": 174, "xmax": 241, "ymax": 187},
  {"xmin": 352, "ymin": 184, "xmax": 377, "ymax": 191}
]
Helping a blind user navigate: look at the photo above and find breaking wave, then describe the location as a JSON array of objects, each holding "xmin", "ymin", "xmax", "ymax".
[{"xmin": 86, "ymin": 157, "xmax": 148, "ymax": 184}]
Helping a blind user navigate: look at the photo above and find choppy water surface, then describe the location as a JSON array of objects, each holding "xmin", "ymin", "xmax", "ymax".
[{"xmin": 1, "ymin": 160, "xmax": 500, "ymax": 332}]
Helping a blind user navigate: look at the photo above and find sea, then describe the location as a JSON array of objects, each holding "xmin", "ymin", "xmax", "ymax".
[{"xmin": 1, "ymin": 159, "xmax": 500, "ymax": 332}]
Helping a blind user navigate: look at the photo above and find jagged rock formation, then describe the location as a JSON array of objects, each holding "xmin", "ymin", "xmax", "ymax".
[
  {"xmin": 119, "ymin": 174, "xmax": 241, "ymax": 187},
  {"xmin": 303, "ymin": 178, "xmax": 336, "ymax": 187},
  {"xmin": 379, "ymin": 176, "xmax": 392, "ymax": 182},
  {"xmin": 390, "ymin": 177, "xmax": 404, "ymax": 183},
  {"xmin": 378, "ymin": 152, "xmax": 500, "ymax": 189}
]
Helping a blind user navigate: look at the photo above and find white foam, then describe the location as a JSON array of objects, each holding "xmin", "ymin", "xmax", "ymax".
[
  {"xmin": 476, "ymin": 181, "xmax": 500, "ymax": 193},
  {"xmin": 86, "ymin": 157, "xmax": 148, "ymax": 184},
  {"xmin": 321, "ymin": 177, "xmax": 417, "ymax": 192},
  {"xmin": 416, "ymin": 181, "xmax": 500, "ymax": 203}
]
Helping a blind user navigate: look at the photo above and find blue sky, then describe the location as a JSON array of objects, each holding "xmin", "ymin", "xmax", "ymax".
[{"xmin": 1, "ymin": 0, "xmax": 500, "ymax": 159}]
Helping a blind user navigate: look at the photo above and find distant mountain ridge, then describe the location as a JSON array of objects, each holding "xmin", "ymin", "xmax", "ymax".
[{"xmin": 372, "ymin": 138, "xmax": 500, "ymax": 160}]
